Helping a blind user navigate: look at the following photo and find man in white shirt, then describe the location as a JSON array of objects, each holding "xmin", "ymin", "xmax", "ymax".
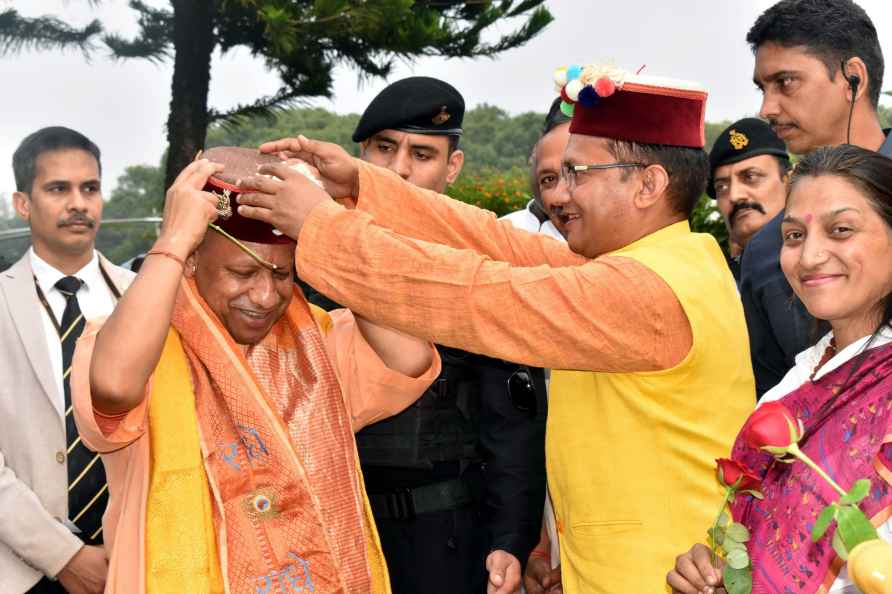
[
  {"xmin": 501, "ymin": 98, "xmax": 569, "ymax": 242},
  {"xmin": 0, "ymin": 127, "xmax": 133, "ymax": 594}
]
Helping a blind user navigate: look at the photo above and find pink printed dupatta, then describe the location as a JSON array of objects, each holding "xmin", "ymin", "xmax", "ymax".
[{"xmin": 730, "ymin": 341, "xmax": 892, "ymax": 593}]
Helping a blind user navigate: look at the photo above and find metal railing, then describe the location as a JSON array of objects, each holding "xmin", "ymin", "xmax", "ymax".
[{"xmin": 0, "ymin": 217, "xmax": 162, "ymax": 241}]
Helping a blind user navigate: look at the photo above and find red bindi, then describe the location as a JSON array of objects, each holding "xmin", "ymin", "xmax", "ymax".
[{"xmin": 804, "ymin": 213, "xmax": 813, "ymax": 224}]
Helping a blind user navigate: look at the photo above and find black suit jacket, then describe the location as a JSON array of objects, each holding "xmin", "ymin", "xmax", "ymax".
[{"xmin": 739, "ymin": 212, "xmax": 813, "ymax": 398}]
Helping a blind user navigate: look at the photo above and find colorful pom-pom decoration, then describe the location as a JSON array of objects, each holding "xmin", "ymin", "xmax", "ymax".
[
  {"xmin": 566, "ymin": 64, "xmax": 583, "ymax": 81},
  {"xmin": 578, "ymin": 85, "xmax": 600, "ymax": 108},
  {"xmin": 594, "ymin": 76, "xmax": 617, "ymax": 98},
  {"xmin": 560, "ymin": 101, "xmax": 575, "ymax": 118},
  {"xmin": 553, "ymin": 67, "xmax": 568, "ymax": 88},
  {"xmin": 565, "ymin": 79, "xmax": 584, "ymax": 102},
  {"xmin": 560, "ymin": 86, "xmax": 571, "ymax": 104}
]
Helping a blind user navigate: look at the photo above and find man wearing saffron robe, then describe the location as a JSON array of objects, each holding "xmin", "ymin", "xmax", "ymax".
[
  {"xmin": 235, "ymin": 66, "xmax": 756, "ymax": 593},
  {"xmin": 70, "ymin": 147, "xmax": 440, "ymax": 594}
]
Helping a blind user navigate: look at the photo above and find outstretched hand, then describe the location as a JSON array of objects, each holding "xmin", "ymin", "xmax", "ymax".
[
  {"xmin": 259, "ymin": 135, "xmax": 360, "ymax": 200},
  {"xmin": 238, "ymin": 161, "xmax": 334, "ymax": 241}
]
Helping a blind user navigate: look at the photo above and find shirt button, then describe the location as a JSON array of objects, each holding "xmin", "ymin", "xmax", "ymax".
[{"xmin": 55, "ymin": 451, "xmax": 65, "ymax": 464}]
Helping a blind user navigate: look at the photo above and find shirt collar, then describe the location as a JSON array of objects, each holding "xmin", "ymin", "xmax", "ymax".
[
  {"xmin": 30, "ymin": 247, "xmax": 104, "ymax": 295},
  {"xmin": 801, "ymin": 326, "xmax": 892, "ymax": 381}
]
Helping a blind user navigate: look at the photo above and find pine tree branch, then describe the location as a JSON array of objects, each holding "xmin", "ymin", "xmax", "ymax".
[
  {"xmin": 102, "ymin": 0, "xmax": 173, "ymax": 61},
  {"xmin": 207, "ymin": 81, "xmax": 328, "ymax": 128},
  {"xmin": 0, "ymin": 9, "xmax": 103, "ymax": 55}
]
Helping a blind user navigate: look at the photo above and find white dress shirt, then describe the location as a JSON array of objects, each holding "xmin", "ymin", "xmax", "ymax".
[
  {"xmin": 761, "ymin": 328, "xmax": 892, "ymax": 593},
  {"xmin": 29, "ymin": 248, "xmax": 117, "ymax": 412},
  {"xmin": 500, "ymin": 200, "xmax": 566, "ymax": 241}
]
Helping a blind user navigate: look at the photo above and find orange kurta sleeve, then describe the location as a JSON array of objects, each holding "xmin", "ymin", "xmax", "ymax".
[
  {"xmin": 320, "ymin": 308, "xmax": 441, "ymax": 432},
  {"xmin": 72, "ymin": 319, "xmax": 150, "ymax": 451},
  {"xmin": 296, "ymin": 200, "xmax": 691, "ymax": 373},
  {"xmin": 354, "ymin": 160, "xmax": 586, "ymax": 268}
]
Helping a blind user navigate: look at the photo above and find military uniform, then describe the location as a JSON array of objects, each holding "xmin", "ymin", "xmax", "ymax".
[{"xmin": 359, "ymin": 348, "xmax": 546, "ymax": 594}]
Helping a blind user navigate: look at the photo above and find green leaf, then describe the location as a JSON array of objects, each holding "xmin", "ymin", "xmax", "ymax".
[
  {"xmin": 708, "ymin": 525, "xmax": 725, "ymax": 547},
  {"xmin": 726, "ymin": 548, "xmax": 749, "ymax": 570},
  {"xmin": 718, "ymin": 511, "xmax": 730, "ymax": 527},
  {"xmin": 724, "ymin": 565, "xmax": 753, "ymax": 594},
  {"xmin": 836, "ymin": 505, "xmax": 879, "ymax": 552},
  {"xmin": 812, "ymin": 503, "xmax": 837, "ymax": 542},
  {"xmin": 723, "ymin": 538, "xmax": 745, "ymax": 552},
  {"xmin": 832, "ymin": 530, "xmax": 849, "ymax": 561},
  {"xmin": 839, "ymin": 479, "xmax": 871, "ymax": 505},
  {"xmin": 726, "ymin": 522, "xmax": 750, "ymax": 543}
]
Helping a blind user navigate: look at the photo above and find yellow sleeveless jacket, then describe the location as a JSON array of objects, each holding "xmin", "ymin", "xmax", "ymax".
[{"xmin": 548, "ymin": 222, "xmax": 754, "ymax": 593}]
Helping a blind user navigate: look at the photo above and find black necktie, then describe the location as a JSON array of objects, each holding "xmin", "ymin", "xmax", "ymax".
[{"xmin": 55, "ymin": 276, "xmax": 106, "ymax": 543}]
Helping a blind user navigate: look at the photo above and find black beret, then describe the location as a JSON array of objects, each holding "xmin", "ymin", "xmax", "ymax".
[
  {"xmin": 707, "ymin": 118, "xmax": 789, "ymax": 198},
  {"xmin": 352, "ymin": 76, "xmax": 465, "ymax": 143}
]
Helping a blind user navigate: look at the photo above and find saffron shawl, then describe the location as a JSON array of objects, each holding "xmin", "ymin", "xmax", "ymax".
[
  {"xmin": 149, "ymin": 279, "xmax": 382, "ymax": 593},
  {"xmin": 730, "ymin": 342, "xmax": 892, "ymax": 593}
]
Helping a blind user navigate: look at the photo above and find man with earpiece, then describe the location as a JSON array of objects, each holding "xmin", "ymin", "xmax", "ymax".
[{"xmin": 740, "ymin": 0, "xmax": 892, "ymax": 398}]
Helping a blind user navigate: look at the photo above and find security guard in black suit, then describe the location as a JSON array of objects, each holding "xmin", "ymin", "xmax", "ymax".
[{"xmin": 298, "ymin": 77, "xmax": 547, "ymax": 594}]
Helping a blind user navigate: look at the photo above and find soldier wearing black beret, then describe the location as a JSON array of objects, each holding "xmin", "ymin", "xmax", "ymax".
[
  {"xmin": 352, "ymin": 76, "xmax": 466, "ymax": 194},
  {"xmin": 349, "ymin": 77, "xmax": 546, "ymax": 594},
  {"xmin": 708, "ymin": 117, "xmax": 790, "ymax": 266}
]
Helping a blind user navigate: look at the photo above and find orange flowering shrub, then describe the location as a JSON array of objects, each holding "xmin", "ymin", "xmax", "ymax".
[{"xmin": 446, "ymin": 168, "xmax": 531, "ymax": 217}]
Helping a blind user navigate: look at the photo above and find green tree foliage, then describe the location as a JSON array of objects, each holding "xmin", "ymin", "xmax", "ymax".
[
  {"xmin": 104, "ymin": 164, "xmax": 165, "ymax": 219},
  {"xmin": 460, "ymin": 105, "xmax": 543, "ymax": 175},
  {"xmin": 99, "ymin": 103, "xmax": 737, "ymax": 260},
  {"xmin": 96, "ymin": 164, "xmax": 166, "ymax": 264},
  {"xmin": 705, "ymin": 120, "xmax": 733, "ymax": 153},
  {"xmin": 1, "ymin": 0, "xmax": 552, "ymax": 194},
  {"xmin": 97, "ymin": 103, "xmax": 548, "ymax": 227},
  {"xmin": 206, "ymin": 107, "xmax": 361, "ymax": 156},
  {"xmin": 879, "ymin": 94, "xmax": 891, "ymax": 128}
]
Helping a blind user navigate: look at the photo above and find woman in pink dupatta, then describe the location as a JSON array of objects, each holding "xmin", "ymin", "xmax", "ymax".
[{"xmin": 668, "ymin": 145, "xmax": 892, "ymax": 594}]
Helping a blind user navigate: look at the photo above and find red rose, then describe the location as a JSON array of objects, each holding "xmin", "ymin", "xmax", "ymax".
[
  {"xmin": 715, "ymin": 458, "xmax": 761, "ymax": 492},
  {"xmin": 743, "ymin": 401, "xmax": 803, "ymax": 453}
]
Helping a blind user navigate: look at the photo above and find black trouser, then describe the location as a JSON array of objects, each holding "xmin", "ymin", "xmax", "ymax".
[
  {"xmin": 26, "ymin": 578, "xmax": 67, "ymax": 594},
  {"xmin": 375, "ymin": 505, "xmax": 490, "ymax": 594}
]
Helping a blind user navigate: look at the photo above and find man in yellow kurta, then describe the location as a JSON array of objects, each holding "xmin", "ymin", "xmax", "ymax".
[
  {"xmin": 235, "ymin": 66, "xmax": 756, "ymax": 593},
  {"xmin": 70, "ymin": 148, "xmax": 440, "ymax": 594}
]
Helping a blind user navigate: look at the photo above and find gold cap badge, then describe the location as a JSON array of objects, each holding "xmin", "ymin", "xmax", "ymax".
[
  {"xmin": 213, "ymin": 188, "xmax": 233, "ymax": 220},
  {"xmin": 432, "ymin": 106, "xmax": 451, "ymax": 125},
  {"xmin": 729, "ymin": 129, "xmax": 749, "ymax": 151}
]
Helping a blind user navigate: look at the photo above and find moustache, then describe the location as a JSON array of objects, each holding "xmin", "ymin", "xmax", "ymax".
[
  {"xmin": 730, "ymin": 201, "xmax": 766, "ymax": 222},
  {"xmin": 58, "ymin": 214, "xmax": 96, "ymax": 228},
  {"xmin": 768, "ymin": 118, "xmax": 797, "ymax": 130}
]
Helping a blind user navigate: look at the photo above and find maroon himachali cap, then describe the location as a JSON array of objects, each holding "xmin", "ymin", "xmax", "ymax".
[
  {"xmin": 202, "ymin": 146, "xmax": 296, "ymax": 245},
  {"xmin": 553, "ymin": 63, "xmax": 708, "ymax": 148}
]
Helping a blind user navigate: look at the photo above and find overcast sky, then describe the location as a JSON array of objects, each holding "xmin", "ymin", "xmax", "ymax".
[{"xmin": 2, "ymin": 0, "xmax": 892, "ymax": 201}]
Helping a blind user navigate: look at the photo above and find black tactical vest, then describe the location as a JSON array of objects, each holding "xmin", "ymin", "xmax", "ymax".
[{"xmin": 356, "ymin": 346, "xmax": 482, "ymax": 469}]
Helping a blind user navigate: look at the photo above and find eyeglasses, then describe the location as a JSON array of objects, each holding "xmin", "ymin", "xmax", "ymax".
[
  {"xmin": 507, "ymin": 366, "xmax": 538, "ymax": 417},
  {"xmin": 559, "ymin": 162, "xmax": 645, "ymax": 189}
]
